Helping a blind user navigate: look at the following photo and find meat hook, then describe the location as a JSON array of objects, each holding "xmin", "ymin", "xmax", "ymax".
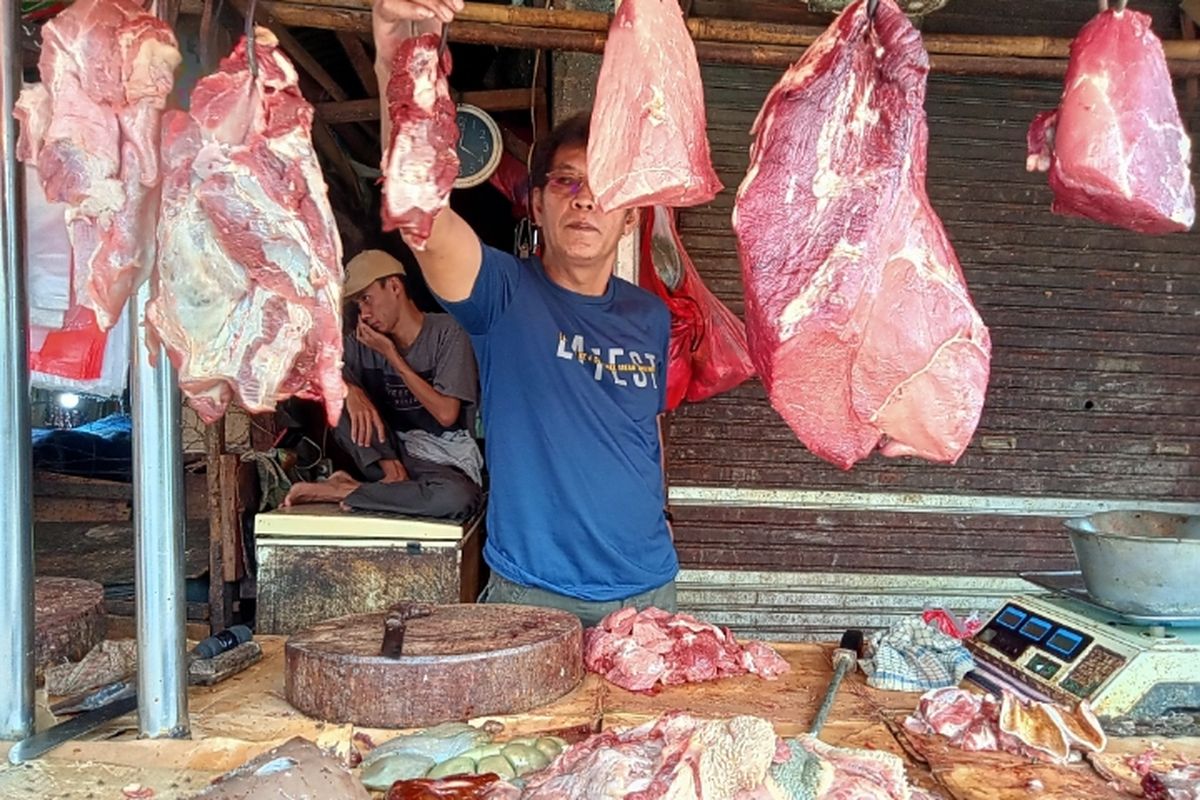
[
  {"xmin": 866, "ymin": 0, "xmax": 880, "ymax": 20},
  {"xmin": 438, "ymin": 21, "xmax": 450, "ymax": 57},
  {"xmin": 244, "ymin": 0, "xmax": 259, "ymax": 81},
  {"xmin": 1115, "ymin": 0, "xmax": 1128, "ymax": 10}
]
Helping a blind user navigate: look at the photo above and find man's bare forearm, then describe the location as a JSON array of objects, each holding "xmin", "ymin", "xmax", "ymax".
[{"xmin": 386, "ymin": 351, "xmax": 462, "ymax": 427}]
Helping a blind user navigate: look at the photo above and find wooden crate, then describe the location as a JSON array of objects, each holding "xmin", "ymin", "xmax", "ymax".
[{"xmin": 253, "ymin": 504, "xmax": 484, "ymax": 635}]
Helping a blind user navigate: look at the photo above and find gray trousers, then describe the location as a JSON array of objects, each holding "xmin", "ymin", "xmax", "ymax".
[
  {"xmin": 478, "ymin": 571, "xmax": 677, "ymax": 629},
  {"xmin": 333, "ymin": 412, "xmax": 481, "ymax": 521}
]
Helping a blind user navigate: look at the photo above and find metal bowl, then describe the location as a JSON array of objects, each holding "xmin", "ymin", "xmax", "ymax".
[{"xmin": 1064, "ymin": 510, "xmax": 1200, "ymax": 617}]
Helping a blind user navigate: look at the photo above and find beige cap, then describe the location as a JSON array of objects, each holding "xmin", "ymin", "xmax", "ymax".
[{"xmin": 343, "ymin": 250, "xmax": 406, "ymax": 298}]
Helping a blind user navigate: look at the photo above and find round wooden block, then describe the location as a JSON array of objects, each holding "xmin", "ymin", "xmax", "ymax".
[
  {"xmin": 284, "ymin": 604, "xmax": 584, "ymax": 728},
  {"xmin": 35, "ymin": 577, "xmax": 107, "ymax": 673}
]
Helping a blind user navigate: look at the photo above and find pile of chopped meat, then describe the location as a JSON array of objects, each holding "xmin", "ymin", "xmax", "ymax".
[
  {"xmin": 904, "ymin": 687, "xmax": 1106, "ymax": 765},
  {"xmin": 14, "ymin": 0, "xmax": 181, "ymax": 331},
  {"xmin": 583, "ymin": 607, "xmax": 789, "ymax": 692},
  {"xmin": 519, "ymin": 713, "xmax": 780, "ymax": 800}
]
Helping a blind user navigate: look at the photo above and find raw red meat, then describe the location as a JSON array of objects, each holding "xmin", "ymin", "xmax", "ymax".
[
  {"xmin": 584, "ymin": 607, "xmax": 789, "ymax": 692},
  {"xmin": 904, "ymin": 687, "xmax": 1106, "ymax": 765},
  {"xmin": 14, "ymin": 0, "xmax": 180, "ymax": 331},
  {"xmin": 639, "ymin": 206, "xmax": 754, "ymax": 409},
  {"xmin": 587, "ymin": 0, "xmax": 722, "ymax": 211},
  {"xmin": 521, "ymin": 713, "xmax": 779, "ymax": 800},
  {"xmin": 380, "ymin": 33, "xmax": 459, "ymax": 250},
  {"xmin": 1026, "ymin": 7, "xmax": 1195, "ymax": 234},
  {"xmin": 149, "ymin": 30, "xmax": 346, "ymax": 426},
  {"xmin": 732, "ymin": 0, "xmax": 991, "ymax": 470}
]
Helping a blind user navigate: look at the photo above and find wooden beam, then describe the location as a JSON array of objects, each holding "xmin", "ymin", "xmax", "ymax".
[
  {"xmin": 179, "ymin": 0, "xmax": 1200, "ymax": 76},
  {"xmin": 312, "ymin": 116, "xmax": 366, "ymax": 204},
  {"xmin": 337, "ymin": 30, "xmax": 379, "ymax": 96},
  {"xmin": 316, "ymin": 88, "xmax": 539, "ymax": 124},
  {"xmin": 318, "ymin": 98, "xmax": 379, "ymax": 124}
]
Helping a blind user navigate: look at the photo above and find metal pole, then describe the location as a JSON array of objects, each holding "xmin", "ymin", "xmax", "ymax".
[
  {"xmin": 0, "ymin": 2, "xmax": 37, "ymax": 742},
  {"xmin": 130, "ymin": 281, "xmax": 189, "ymax": 738}
]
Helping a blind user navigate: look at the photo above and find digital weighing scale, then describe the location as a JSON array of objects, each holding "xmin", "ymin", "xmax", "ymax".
[{"xmin": 967, "ymin": 571, "xmax": 1200, "ymax": 734}]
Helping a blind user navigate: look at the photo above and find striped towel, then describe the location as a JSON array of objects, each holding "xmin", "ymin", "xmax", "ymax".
[{"xmin": 859, "ymin": 617, "xmax": 975, "ymax": 692}]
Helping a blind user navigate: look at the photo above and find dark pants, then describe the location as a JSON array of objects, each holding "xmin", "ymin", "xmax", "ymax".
[
  {"xmin": 332, "ymin": 412, "xmax": 481, "ymax": 521},
  {"xmin": 478, "ymin": 571, "xmax": 678, "ymax": 628}
]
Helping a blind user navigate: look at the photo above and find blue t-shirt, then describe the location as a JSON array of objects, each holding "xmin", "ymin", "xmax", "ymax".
[{"xmin": 437, "ymin": 244, "xmax": 678, "ymax": 601}]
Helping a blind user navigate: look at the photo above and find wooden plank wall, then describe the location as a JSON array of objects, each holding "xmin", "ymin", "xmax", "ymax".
[{"xmin": 666, "ymin": 0, "xmax": 1200, "ymax": 577}]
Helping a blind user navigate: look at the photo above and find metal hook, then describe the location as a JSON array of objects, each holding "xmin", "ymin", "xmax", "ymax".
[
  {"xmin": 1115, "ymin": 0, "xmax": 1127, "ymax": 10},
  {"xmin": 866, "ymin": 0, "xmax": 879, "ymax": 19},
  {"xmin": 244, "ymin": 0, "xmax": 259, "ymax": 81},
  {"xmin": 438, "ymin": 21, "xmax": 450, "ymax": 58}
]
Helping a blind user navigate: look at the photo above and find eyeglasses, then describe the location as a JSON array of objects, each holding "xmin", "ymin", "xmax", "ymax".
[{"xmin": 544, "ymin": 171, "xmax": 591, "ymax": 198}]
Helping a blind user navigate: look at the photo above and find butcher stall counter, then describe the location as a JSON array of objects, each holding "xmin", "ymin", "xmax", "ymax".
[{"xmin": 0, "ymin": 637, "xmax": 1194, "ymax": 799}]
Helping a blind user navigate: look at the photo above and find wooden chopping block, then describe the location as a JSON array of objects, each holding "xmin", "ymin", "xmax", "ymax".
[
  {"xmin": 284, "ymin": 603, "xmax": 584, "ymax": 728},
  {"xmin": 35, "ymin": 577, "xmax": 106, "ymax": 676}
]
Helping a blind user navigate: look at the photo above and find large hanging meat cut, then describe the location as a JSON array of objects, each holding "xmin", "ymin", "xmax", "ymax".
[
  {"xmin": 732, "ymin": 0, "xmax": 991, "ymax": 470},
  {"xmin": 14, "ymin": 0, "xmax": 181, "ymax": 331},
  {"xmin": 1026, "ymin": 6, "xmax": 1195, "ymax": 235},
  {"xmin": 380, "ymin": 33, "xmax": 460, "ymax": 250},
  {"xmin": 150, "ymin": 30, "xmax": 346, "ymax": 426},
  {"xmin": 587, "ymin": 0, "xmax": 722, "ymax": 211}
]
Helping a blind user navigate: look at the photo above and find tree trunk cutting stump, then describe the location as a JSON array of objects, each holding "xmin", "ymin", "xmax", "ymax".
[
  {"xmin": 35, "ymin": 577, "xmax": 107, "ymax": 676},
  {"xmin": 284, "ymin": 604, "xmax": 584, "ymax": 728}
]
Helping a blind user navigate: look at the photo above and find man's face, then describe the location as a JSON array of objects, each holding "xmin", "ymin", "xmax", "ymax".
[
  {"xmin": 531, "ymin": 143, "xmax": 637, "ymax": 267},
  {"xmin": 354, "ymin": 276, "xmax": 404, "ymax": 332}
]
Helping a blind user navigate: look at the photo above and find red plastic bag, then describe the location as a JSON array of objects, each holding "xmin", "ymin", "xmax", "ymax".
[
  {"xmin": 639, "ymin": 205, "xmax": 754, "ymax": 410},
  {"xmin": 30, "ymin": 306, "xmax": 108, "ymax": 381}
]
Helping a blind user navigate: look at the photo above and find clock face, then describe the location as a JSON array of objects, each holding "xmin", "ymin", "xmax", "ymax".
[{"xmin": 455, "ymin": 106, "xmax": 501, "ymax": 189}]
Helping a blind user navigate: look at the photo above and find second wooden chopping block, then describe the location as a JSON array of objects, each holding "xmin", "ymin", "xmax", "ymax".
[{"xmin": 284, "ymin": 603, "xmax": 584, "ymax": 728}]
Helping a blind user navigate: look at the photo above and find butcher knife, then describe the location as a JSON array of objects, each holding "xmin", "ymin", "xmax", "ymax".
[
  {"xmin": 7, "ymin": 626, "xmax": 253, "ymax": 764},
  {"xmin": 808, "ymin": 629, "xmax": 865, "ymax": 737}
]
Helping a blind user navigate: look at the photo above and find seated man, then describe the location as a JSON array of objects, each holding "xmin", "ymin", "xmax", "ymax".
[{"xmin": 284, "ymin": 250, "xmax": 483, "ymax": 520}]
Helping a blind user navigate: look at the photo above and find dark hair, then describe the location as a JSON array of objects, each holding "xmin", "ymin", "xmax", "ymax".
[{"xmin": 529, "ymin": 111, "xmax": 591, "ymax": 189}]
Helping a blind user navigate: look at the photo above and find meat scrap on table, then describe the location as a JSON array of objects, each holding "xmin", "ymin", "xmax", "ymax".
[
  {"xmin": 584, "ymin": 606, "xmax": 790, "ymax": 692},
  {"xmin": 149, "ymin": 29, "xmax": 346, "ymax": 427},
  {"xmin": 905, "ymin": 687, "xmax": 1107, "ymax": 765}
]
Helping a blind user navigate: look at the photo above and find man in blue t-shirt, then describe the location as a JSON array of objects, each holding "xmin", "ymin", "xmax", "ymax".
[{"xmin": 374, "ymin": 0, "xmax": 679, "ymax": 626}]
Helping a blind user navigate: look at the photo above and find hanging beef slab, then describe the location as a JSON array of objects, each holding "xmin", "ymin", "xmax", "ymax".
[
  {"xmin": 587, "ymin": 0, "xmax": 722, "ymax": 211},
  {"xmin": 380, "ymin": 33, "xmax": 460, "ymax": 250},
  {"xmin": 14, "ymin": 0, "xmax": 180, "ymax": 331},
  {"xmin": 732, "ymin": 0, "xmax": 990, "ymax": 470},
  {"xmin": 1026, "ymin": 7, "xmax": 1195, "ymax": 235},
  {"xmin": 150, "ymin": 30, "xmax": 346, "ymax": 426}
]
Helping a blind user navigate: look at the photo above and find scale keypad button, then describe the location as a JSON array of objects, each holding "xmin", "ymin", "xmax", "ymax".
[
  {"xmin": 1061, "ymin": 646, "xmax": 1125, "ymax": 698},
  {"xmin": 1026, "ymin": 653, "xmax": 1062, "ymax": 680}
]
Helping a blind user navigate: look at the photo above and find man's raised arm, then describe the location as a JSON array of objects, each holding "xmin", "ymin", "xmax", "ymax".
[{"xmin": 373, "ymin": 0, "xmax": 481, "ymax": 303}]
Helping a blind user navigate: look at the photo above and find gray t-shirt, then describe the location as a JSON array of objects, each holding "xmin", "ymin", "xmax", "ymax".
[{"xmin": 343, "ymin": 313, "xmax": 479, "ymax": 436}]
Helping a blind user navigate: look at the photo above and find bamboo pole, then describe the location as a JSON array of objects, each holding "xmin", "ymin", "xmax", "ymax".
[{"xmin": 177, "ymin": 0, "xmax": 1200, "ymax": 76}]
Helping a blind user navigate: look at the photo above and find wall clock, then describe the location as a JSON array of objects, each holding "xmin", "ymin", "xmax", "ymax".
[{"xmin": 454, "ymin": 103, "xmax": 503, "ymax": 190}]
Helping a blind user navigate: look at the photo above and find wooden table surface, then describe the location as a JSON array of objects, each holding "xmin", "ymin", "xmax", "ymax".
[{"xmin": 1, "ymin": 637, "xmax": 1195, "ymax": 799}]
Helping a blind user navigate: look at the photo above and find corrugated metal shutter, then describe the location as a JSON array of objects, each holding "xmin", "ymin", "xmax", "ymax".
[{"xmin": 665, "ymin": 7, "xmax": 1200, "ymax": 612}]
